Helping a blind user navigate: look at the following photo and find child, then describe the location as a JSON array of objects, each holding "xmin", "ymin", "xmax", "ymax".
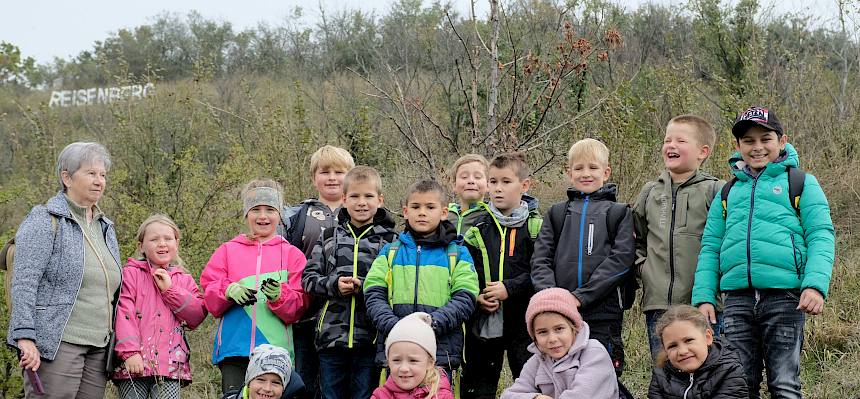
[
  {"xmin": 221, "ymin": 344, "xmax": 307, "ymax": 399},
  {"xmin": 281, "ymin": 145, "xmax": 355, "ymax": 395},
  {"xmin": 692, "ymin": 106, "xmax": 835, "ymax": 398},
  {"xmin": 112, "ymin": 214, "xmax": 207, "ymax": 398},
  {"xmin": 531, "ymin": 138, "xmax": 635, "ymax": 376},
  {"xmin": 371, "ymin": 312, "xmax": 454, "ymax": 399},
  {"xmin": 364, "ymin": 179, "xmax": 479, "ymax": 382},
  {"xmin": 501, "ymin": 288, "xmax": 618, "ymax": 399},
  {"xmin": 632, "ymin": 115, "xmax": 724, "ymax": 357},
  {"xmin": 648, "ymin": 305, "xmax": 748, "ymax": 398},
  {"xmin": 460, "ymin": 153, "xmax": 540, "ymax": 398},
  {"xmin": 446, "ymin": 154, "xmax": 490, "ymax": 234},
  {"xmin": 200, "ymin": 179, "xmax": 310, "ymax": 393},
  {"xmin": 302, "ymin": 166, "xmax": 398, "ymax": 399}
]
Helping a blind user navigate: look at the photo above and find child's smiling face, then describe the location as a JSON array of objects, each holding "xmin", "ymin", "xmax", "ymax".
[
  {"xmin": 387, "ymin": 341, "xmax": 434, "ymax": 391},
  {"xmin": 453, "ymin": 161, "xmax": 489, "ymax": 205},
  {"xmin": 533, "ymin": 312, "xmax": 577, "ymax": 360},
  {"xmin": 663, "ymin": 122, "xmax": 709, "ymax": 179},
  {"xmin": 661, "ymin": 320, "xmax": 713, "ymax": 373},
  {"xmin": 139, "ymin": 222, "xmax": 178, "ymax": 268},
  {"xmin": 248, "ymin": 373, "xmax": 284, "ymax": 399},
  {"xmin": 735, "ymin": 126, "xmax": 787, "ymax": 172},
  {"xmin": 314, "ymin": 165, "xmax": 348, "ymax": 204},
  {"xmin": 246, "ymin": 205, "xmax": 279, "ymax": 241},
  {"xmin": 567, "ymin": 159, "xmax": 610, "ymax": 194}
]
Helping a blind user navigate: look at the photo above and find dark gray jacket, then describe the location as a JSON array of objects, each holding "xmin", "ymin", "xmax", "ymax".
[
  {"xmin": 6, "ymin": 192, "xmax": 121, "ymax": 360},
  {"xmin": 648, "ymin": 337, "xmax": 748, "ymax": 398},
  {"xmin": 531, "ymin": 184, "xmax": 635, "ymax": 321}
]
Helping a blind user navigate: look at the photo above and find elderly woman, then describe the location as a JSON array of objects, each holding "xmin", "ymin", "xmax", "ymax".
[{"xmin": 7, "ymin": 142, "xmax": 121, "ymax": 398}]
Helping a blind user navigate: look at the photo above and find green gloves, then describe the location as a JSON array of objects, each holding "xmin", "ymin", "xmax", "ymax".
[
  {"xmin": 226, "ymin": 283, "xmax": 258, "ymax": 306},
  {"xmin": 260, "ymin": 278, "xmax": 282, "ymax": 301}
]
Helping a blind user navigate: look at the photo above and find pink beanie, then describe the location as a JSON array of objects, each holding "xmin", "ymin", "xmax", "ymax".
[{"xmin": 525, "ymin": 288, "xmax": 584, "ymax": 339}]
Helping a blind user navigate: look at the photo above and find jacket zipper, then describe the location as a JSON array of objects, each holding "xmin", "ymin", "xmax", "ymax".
[
  {"xmin": 683, "ymin": 373, "xmax": 694, "ymax": 399},
  {"xmin": 347, "ymin": 226, "xmax": 372, "ymax": 348},
  {"xmin": 746, "ymin": 176, "xmax": 760, "ymax": 288},
  {"xmin": 790, "ymin": 234, "xmax": 802, "ymax": 279},
  {"xmin": 587, "ymin": 223, "xmax": 594, "ymax": 255},
  {"xmin": 577, "ymin": 196, "xmax": 591, "ymax": 288},
  {"xmin": 414, "ymin": 245, "xmax": 422, "ymax": 312},
  {"xmin": 668, "ymin": 186, "xmax": 679, "ymax": 305}
]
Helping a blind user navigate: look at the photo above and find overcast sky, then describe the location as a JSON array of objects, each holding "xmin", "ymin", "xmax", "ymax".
[{"xmin": 0, "ymin": 0, "xmax": 847, "ymax": 64}]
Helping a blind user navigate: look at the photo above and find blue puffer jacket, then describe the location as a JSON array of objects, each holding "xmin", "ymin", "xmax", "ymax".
[
  {"xmin": 7, "ymin": 192, "xmax": 121, "ymax": 360},
  {"xmin": 692, "ymin": 143, "xmax": 835, "ymax": 306}
]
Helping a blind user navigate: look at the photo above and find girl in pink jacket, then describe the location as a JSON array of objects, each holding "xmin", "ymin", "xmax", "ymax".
[
  {"xmin": 371, "ymin": 313, "xmax": 454, "ymax": 399},
  {"xmin": 501, "ymin": 288, "xmax": 619, "ymax": 399},
  {"xmin": 200, "ymin": 179, "xmax": 309, "ymax": 393},
  {"xmin": 112, "ymin": 214, "xmax": 207, "ymax": 398}
]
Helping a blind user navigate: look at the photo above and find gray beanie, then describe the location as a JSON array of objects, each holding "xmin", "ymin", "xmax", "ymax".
[
  {"xmin": 385, "ymin": 312, "xmax": 436, "ymax": 362},
  {"xmin": 243, "ymin": 187, "xmax": 284, "ymax": 216},
  {"xmin": 245, "ymin": 344, "xmax": 292, "ymax": 386}
]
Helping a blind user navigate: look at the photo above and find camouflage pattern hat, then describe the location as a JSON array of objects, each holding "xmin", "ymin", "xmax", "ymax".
[{"xmin": 243, "ymin": 187, "xmax": 284, "ymax": 216}]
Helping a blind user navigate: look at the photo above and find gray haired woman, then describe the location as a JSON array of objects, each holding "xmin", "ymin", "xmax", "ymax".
[{"xmin": 7, "ymin": 142, "xmax": 122, "ymax": 398}]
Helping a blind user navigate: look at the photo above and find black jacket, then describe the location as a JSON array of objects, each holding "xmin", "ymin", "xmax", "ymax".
[
  {"xmin": 531, "ymin": 184, "xmax": 635, "ymax": 321},
  {"xmin": 648, "ymin": 337, "xmax": 749, "ymax": 398}
]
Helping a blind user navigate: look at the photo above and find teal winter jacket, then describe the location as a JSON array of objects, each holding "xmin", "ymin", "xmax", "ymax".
[{"xmin": 692, "ymin": 143, "xmax": 835, "ymax": 306}]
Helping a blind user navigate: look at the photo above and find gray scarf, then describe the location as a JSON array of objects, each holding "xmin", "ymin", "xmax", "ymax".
[{"xmin": 488, "ymin": 200, "xmax": 530, "ymax": 228}]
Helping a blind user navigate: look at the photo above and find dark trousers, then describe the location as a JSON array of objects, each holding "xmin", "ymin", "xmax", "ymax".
[
  {"xmin": 293, "ymin": 320, "xmax": 320, "ymax": 399},
  {"xmin": 460, "ymin": 330, "xmax": 531, "ymax": 399},
  {"xmin": 218, "ymin": 356, "xmax": 249, "ymax": 394},
  {"xmin": 23, "ymin": 342, "xmax": 108, "ymax": 399},
  {"xmin": 586, "ymin": 318, "xmax": 625, "ymax": 377},
  {"xmin": 318, "ymin": 347, "xmax": 379, "ymax": 399},
  {"xmin": 723, "ymin": 289, "xmax": 805, "ymax": 399}
]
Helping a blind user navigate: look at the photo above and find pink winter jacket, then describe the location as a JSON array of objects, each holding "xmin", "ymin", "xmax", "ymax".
[
  {"xmin": 112, "ymin": 258, "xmax": 207, "ymax": 381},
  {"xmin": 199, "ymin": 234, "xmax": 309, "ymax": 363},
  {"xmin": 371, "ymin": 368, "xmax": 454, "ymax": 399},
  {"xmin": 500, "ymin": 322, "xmax": 619, "ymax": 399}
]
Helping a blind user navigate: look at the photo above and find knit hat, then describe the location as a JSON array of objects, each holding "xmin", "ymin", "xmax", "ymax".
[
  {"xmin": 245, "ymin": 344, "xmax": 292, "ymax": 387},
  {"xmin": 732, "ymin": 106, "xmax": 784, "ymax": 138},
  {"xmin": 525, "ymin": 288, "xmax": 584, "ymax": 339},
  {"xmin": 243, "ymin": 187, "xmax": 284, "ymax": 216},
  {"xmin": 385, "ymin": 312, "xmax": 437, "ymax": 362}
]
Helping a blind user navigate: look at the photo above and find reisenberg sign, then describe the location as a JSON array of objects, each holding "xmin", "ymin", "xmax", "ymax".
[{"xmin": 48, "ymin": 83, "xmax": 154, "ymax": 107}]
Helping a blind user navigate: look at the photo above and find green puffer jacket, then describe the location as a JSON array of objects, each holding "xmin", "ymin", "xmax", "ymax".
[
  {"xmin": 633, "ymin": 170, "xmax": 723, "ymax": 311},
  {"xmin": 692, "ymin": 143, "xmax": 835, "ymax": 306}
]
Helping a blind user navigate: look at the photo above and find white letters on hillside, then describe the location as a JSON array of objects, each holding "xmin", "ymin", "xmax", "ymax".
[{"xmin": 48, "ymin": 83, "xmax": 154, "ymax": 107}]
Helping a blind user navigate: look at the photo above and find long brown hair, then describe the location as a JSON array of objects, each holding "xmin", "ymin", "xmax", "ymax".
[{"xmin": 654, "ymin": 305, "xmax": 712, "ymax": 368}]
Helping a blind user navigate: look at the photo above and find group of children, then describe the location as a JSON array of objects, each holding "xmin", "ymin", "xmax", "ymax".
[{"xmin": 103, "ymin": 105, "xmax": 834, "ymax": 399}]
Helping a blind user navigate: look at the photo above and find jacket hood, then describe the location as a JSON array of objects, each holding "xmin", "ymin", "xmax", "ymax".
[
  {"xmin": 729, "ymin": 143, "xmax": 799, "ymax": 180},
  {"xmin": 401, "ymin": 220, "xmax": 459, "ymax": 248},
  {"xmin": 527, "ymin": 320, "xmax": 593, "ymax": 371},
  {"xmin": 522, "ymin": 193, "xmax": 540, "ymax": 213},
  {"xmin": 566, "ymin": 183, "xmax": 618, "ymax": 202},
  {"xmin": 338, "ymin": 207, "xmax": 397, "ymax": 230},
  {"xmin": 656, "ymin": 169, "xmax": 719, "ymax": 186},
  {"xmin": 228, "ymin": 234, "xmax": 289, "ymax": 246}
]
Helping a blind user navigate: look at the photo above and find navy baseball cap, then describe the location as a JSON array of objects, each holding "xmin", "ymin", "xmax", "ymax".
[{"xmin": 732, "ymin": 106, "xmax": 784, "ymax": 138}]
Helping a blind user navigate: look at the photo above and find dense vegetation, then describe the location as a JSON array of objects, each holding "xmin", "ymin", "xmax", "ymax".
[{"xmin": 1, "ymin": 0, "xmax": 858, "ymax": 397}]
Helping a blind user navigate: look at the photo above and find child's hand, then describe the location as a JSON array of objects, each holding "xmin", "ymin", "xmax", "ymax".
[
  {"xmin": 124, "ymin": 354, "xmax": 145, "ymax": 375},
  {"xmin": 797, "ymin": 288, "xmax": 824, "ymax": 315},
  {"xmin": 483, "ymin": 281, "xmax": 509, "ymax": 302},
  {"xmin": 152, "ymin": 268, "xmax": 172, "ymax": 292},
  {"xmin": 260, "ymin": 278, "xmax": 282, "ymax": 302},
  {"xmin": 225, "ymin": 283, "xmax": 258, "ymax": 306},
  {"xmin": 698, "ymin": 303, "xmax": 717, "ymax": 324},
  {"xmin": 338, "ymin": 277, "xmax": 356, "ymax": 296},
  {"xmin": 350, "ymin": 277, "xmax": 362, "ymax": 290},
  {"xmin": 477, "ymin": 293, "xmax": 500, "ymax": 313}
]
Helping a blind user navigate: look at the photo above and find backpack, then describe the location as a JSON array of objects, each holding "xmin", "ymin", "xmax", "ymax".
[
  {"xmin": 284, "ymin": 202, "xmax": 311, "ymax": 248},
  {"xmin": 0, "ymin": 215, "xmax": 59, "ymax": 309},
  {"xmin": 721, "ymin": 165, "xmax": 805, "ymax": 219},
  {"xmin": 547, "ymin": 201, "xmax": 638, "ymax": 310}
]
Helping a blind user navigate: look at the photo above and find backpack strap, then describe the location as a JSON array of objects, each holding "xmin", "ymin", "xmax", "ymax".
[
  {"xmin": 549, "ymin": 201, "xmax": 570, "ymax": 242},
  {"xmin": 787, "ymin": 166, "xmax": 806, "ymax": 217},
  {"xmin": 720, "ymin": 177, "xmax": 739, "ymax": 219},
  {"xmin": 385, "ymin": 240, "xmax": 401, "ymax": 306},
  {"xmin": 287, "ymin": 202, "xmax": 310, "ymax": 248},
  {"xmin": 606, "ymin": 202, "xmax": 628, "ymax": 241},
  {"xmin": 446, "ymin": 241, "xmax": 460, "ymax": 276},
  {"xmin": 526, "ymin": 216, "xmax": 543, "ymax": 240}
]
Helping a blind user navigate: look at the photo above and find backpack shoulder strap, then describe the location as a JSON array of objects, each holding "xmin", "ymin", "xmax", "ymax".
[
  {"xmin": 385, "ymin": 239, "xmax": 401, "ymax": 306},
  {"xmin": 549, "ymin": 201, "xmax": 570, "ymax": 242},
  {"xmin": 446, "ymin": 241, "xmax": 460, "ymax": 274},
  {"xmin": 720, "ymin": 177, "xmax": 739, "ymax": 219},
  {"xmin": 787, "ymin": 166, "xmax": 806, "ymax": 216},
  {"xmin": 606, "ymin": 202, "xmax": 628, "ymax": 241},
  {"xmin": 287, "ymin": 203, "xmax": 310, "ymax": 248},
  {"xmin": 526, "ymin": 216, "xmax": 543, "ymax": 240}
]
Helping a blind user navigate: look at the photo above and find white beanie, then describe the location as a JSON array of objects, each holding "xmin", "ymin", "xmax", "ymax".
[
  {"xmin": 385, "ymin": 312, "xmax": 437, "ymax": 362},
  {"xmin": 245, "ymin": 344, "xmax": 292, "ymax": 387}
]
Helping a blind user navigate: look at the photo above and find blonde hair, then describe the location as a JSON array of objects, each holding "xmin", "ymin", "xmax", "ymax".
[
  {"xmin": 667, "ymin": 115, "xmax": 716, "ymax": 164},
  {"xmin": 567, "ymin": 138, "xmax": 609, "ymax": 167},
  {"xmin": 309, "ymin": 145, "xmax": 355, "ymax": 176},
  {"xmin": 490, "ymin": 152, "xmax": 530, "ymax": 180},
  {"xmin": 421, "ymin": 367, "xmax": 442, "ymax": 399},
  {"xmin": 654, "ymin": 305, "xmax": 713, "ymax": 368},
  {"xmin": 448, "ymin": 154, "xmax": 489, "ymax": 183},
  {"xmin": 135, "ymin": 214, "xmax": 184, "ymax": 268},
  {"xmin": 343, "ymin": 165, "xmax": 383, "ymax": 194}
]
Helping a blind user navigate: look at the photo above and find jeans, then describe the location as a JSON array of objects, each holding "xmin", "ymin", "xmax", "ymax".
[
  {"xmin": 318, "ymin": 347, "xmax": 378, "ymax": 399},
  {"xmin": 723, "ymin": 289, "xmax": 805, "ymax": 399},
  {"xmin": 645, "ymin": 309, "xmax": 724, "ymax": 360},
  {"xmin": 293, "ymin": 320, "xmax": 320, "ymax": 399}
]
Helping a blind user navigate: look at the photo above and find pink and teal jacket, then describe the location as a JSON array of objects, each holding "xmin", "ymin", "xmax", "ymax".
[
  {"xmin": 112, "ymin": 258, "xmax": 207, "ymax": 382},
  {"xmin": 200, "ymin": 234, "xmax": 309, "ymax": 365}
]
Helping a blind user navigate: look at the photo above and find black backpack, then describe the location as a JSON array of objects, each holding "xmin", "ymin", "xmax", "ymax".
[{"xmin": 547, "ymin": 201, "xmax": 638, "ymax": 310}]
